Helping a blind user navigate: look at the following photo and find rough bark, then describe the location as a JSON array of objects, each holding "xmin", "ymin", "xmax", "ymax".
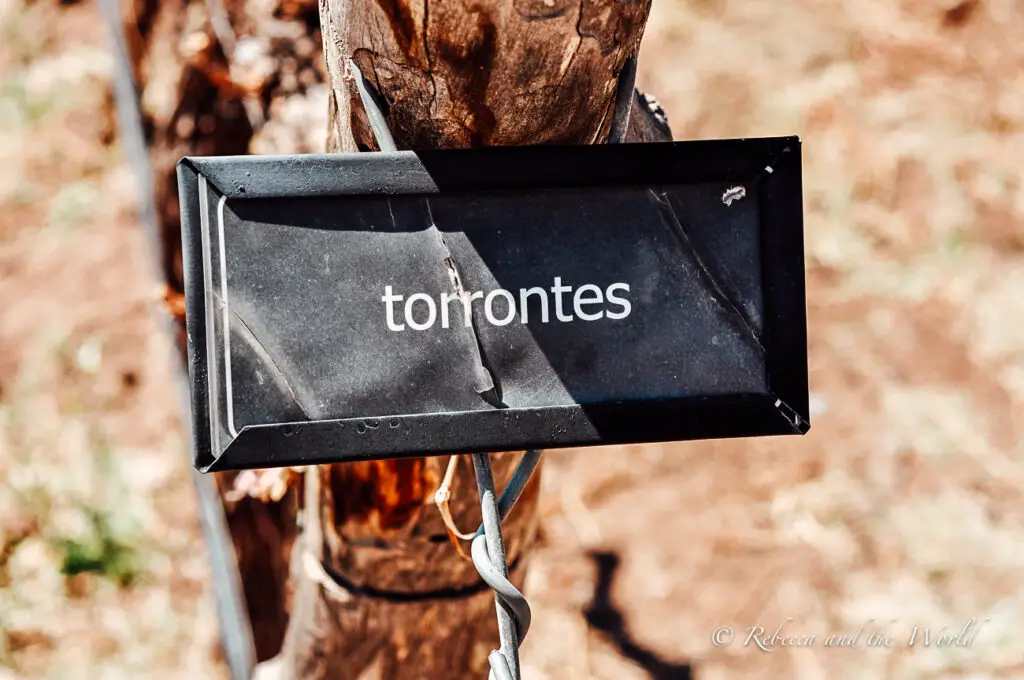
[
  {"xmin": 324, "ymin": 0, "xmax": 664, "ymax": 152},
  {"xmin": 118, "ymin": 0, "xmax": 669, "ymax": 676}
]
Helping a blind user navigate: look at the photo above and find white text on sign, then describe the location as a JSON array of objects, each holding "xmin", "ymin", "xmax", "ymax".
[{"xmin": 382, "ymin": 278, "xmax": 632, "ymax": 332}]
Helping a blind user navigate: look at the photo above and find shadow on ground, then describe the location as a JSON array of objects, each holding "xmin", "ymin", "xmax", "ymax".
[{"xmin": 584, "ymin": 551, "xmax": 694, "ymax": 680}]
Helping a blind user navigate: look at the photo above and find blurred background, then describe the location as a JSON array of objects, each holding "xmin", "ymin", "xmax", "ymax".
[{"xmin": 1, "ymin": 0, "xmax": 1023, "ymax": 678}]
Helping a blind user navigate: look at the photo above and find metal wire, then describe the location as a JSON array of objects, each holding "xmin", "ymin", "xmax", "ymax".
[
  {"xmin": 481, "ymin": 448, "xmax": 543, "ymax": 532},
  {"xmin": 98, "ymin": 3, "xmax": 258, "ymax": 679},
  {"xmin": 471, "ymin": 452, "xmax": 537, "ymax": 680},
  {"xmin": 350, "ymin": 60, "xmax": 398, "ymax": 152},
  {"xmin": 607, "ymin": 52, "xmax": 638, "ymax": 144},
  {"xmin": 463, "ymin": 46, "xmax": 640, "ymax": 678}
]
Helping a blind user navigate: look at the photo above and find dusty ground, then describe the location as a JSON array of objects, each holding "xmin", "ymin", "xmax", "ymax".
[{"xmin": 1, "ymin": 0, "xmax": 1023, "ymax": 679}]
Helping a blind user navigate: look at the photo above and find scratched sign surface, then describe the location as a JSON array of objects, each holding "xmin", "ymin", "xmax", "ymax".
[{"xmin": 177, "ymin": 138, "xmax": 809, "ymax": 472}]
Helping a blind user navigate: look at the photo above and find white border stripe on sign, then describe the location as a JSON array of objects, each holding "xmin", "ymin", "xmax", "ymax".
[{"xmin": 216, "ymin": 194, "xmax": 239, "ymax": 438}]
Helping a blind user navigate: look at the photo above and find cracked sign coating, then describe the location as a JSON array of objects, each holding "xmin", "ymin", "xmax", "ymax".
[{"xmin": 178, "ymin": 140, "xmax": 809, "ymax": 471}]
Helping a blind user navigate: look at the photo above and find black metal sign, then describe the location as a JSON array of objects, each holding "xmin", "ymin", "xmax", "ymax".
[{"xmin": 177, "ymin": 138, "xmax": 809, "ymax": 472}]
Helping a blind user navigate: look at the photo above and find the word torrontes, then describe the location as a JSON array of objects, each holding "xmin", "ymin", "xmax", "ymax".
[{"xmin": 382, "ymin": 277, "xmax": 632, "ymax": 331}]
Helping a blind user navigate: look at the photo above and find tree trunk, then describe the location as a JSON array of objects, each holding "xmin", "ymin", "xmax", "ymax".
[
  {"xmin": 269, "ymin": 3, "xmax": 668, "ymax": 678},
  {"xmin": 117, "ymin": 0, "xmax": 669, "ymax": 676},
  {"xmin": 322, "ymin": 0, "xmax": 668, "ymax": 151}
]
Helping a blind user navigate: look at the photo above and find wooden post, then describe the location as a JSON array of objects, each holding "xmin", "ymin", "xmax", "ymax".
[
  {"xmin": 321, "ymin": 0, "xmax": 668, "ymax": 151},
  {"xmin": 259, "ymin": 4, "xmax": 669, "ymax": 678},
  {"xmin": 117, "ymin": 0, "xmax": 670, "ymax": 676}
]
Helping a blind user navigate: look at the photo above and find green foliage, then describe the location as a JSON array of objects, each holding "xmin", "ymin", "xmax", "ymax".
[{"xmin": 55, "ymin": 509, "xmax": 141, "ymax": 588}]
